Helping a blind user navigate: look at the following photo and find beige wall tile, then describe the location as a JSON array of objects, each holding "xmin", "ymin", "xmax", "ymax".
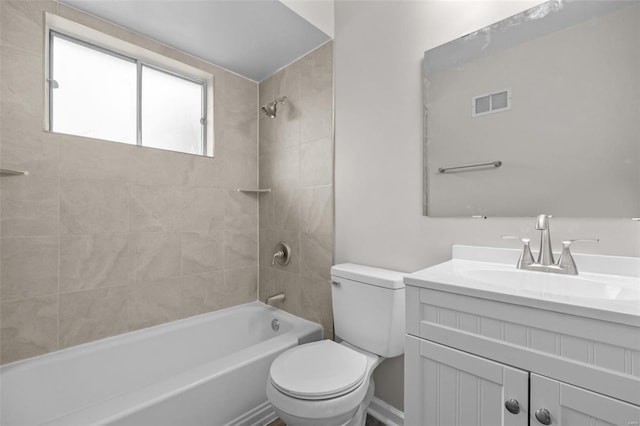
[
  {"xmin": 59, "ymin": 286, "xmax": 128, "ymax": 348},
  {"xmin": 128, "ymin": 277, "xmax": 181, "ymax": 331},
  {"xmin": 300, "ymin": 185, "xmax": 333, "ymax": 234},
  {"xmin": 223, "ymin": 267, "xmax": 258, "ymax": 307},
  {"xmin": 258, "ymin": 43, "xmax": 334, "ymax": 339},
  {"xmin": 219, "ymin": 108, "xmax": 257, "ymax": 156},
  {"xmin": 128, "ymin": 147, "xmax": 191, "ymax": 186},
  {"xmin": 182, "ymin": 230, "xmax": 224, "ymax": 275},
  {"xmin": 300, "ymin": 137, "xmax": 333, "ymax": 188},
  {"xmin": 298, "ymin": 276, "xmax": 333, "ymax": 338},
  {"xmin": 258, "ymin": 266, "xmax": 299, "ymax": 314},
  {"xmin": 1, "ymin": 0, "xmax": 56, "ymax": 55},
  {"xmin": 181, "ymin": 270, "xmax": 225, "ymax": 317},
  {"xmin": 259, "ymin": 115, "xmax": 276, "ymax": 154},
  {"xmin": 129, "ymin": 184, "xmax": 182, "ymax": 232},
  {"xmin": 225, "ymin": 190, "xmax": 258, "ymax": 229},
  {"xmin": 0, "ymin": 45, "xmax": 42, "ymax": 116},
  {"xmin": 185, "ymin": 155, "xmax": 223, "ymax": 188},
  {"xmin": 221, "ymin": 149, "xmax": 258, "ymax": 189},
  {"xmin": 1, "ymin": 107, "xmax": 59, "ymax": 178},
  {"xmin": 182, "ymin": 187, "xmax": 225, "ymax": 231},
  {"xmin": 258, "ymin": 191, "xmax": 275, "ymax": 230},
  {"xmin": 268, "ymin": 64, "xmax": 301, "ymax": 151},
  {"xmin": 1, "ymin": 236, "xmax": 58, "ymax": 301},
  {"xmin": 225, "ymin": 72, "xmax": 258, "ymax": 115},
  {"xmin": 60, "ymin": 136, "xmax": 131, "ymax": 181},
  {"xmin": 300, "ymin": 232, "xmax": 333, "ymax": 280},
  {"xmin": 224, "ymin": 229, "xmax": 258, "ymax": 269},
  {"xmin": 259, "ymin": 74, "xmax": 275, "ymax": 110},
  {"xmin": 1, "ymin": 177, "xmax": 59, "ymax": 237},
  {"xmin": 273, "ymin": 189, "xmax": 300, "ymax": 231},
  {"xmin": 60, "ymin": 179, "xmax": 129, "ymax": 234},
  {"xmin": 60, "ymin": 234, "xmax": 130, "ymax": 293},
  {"xmin": 0, "ymin": 295, "xmax": 58, "ymax": 364},
  {"xmin": 299, "ymin": 43, "xmax": 333, "ymax": 143},
  {"xmin": 130, "ymin": 232, "xmax": 181, "ymax": 282},
  {"xmin": 259, "ymin": 145, "xmax": 299, "ymax": 190}
]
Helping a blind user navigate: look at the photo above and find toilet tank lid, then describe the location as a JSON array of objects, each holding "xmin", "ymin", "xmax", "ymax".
[{"xmin": 331, "ymin": 263, "xmax": 405, "ymax": 289}]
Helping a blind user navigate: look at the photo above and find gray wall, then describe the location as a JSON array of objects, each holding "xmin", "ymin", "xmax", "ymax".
[
  {"xmin": 0, "ymin": 1, "xmax": 258, "ymax": 364},
  {"xmin": 334, "ymin": 0, "xmax": 640, "ymax": 411},
  {"xmin": 258, "ymin": 42, "xmax": 334, "ymax": 338}
]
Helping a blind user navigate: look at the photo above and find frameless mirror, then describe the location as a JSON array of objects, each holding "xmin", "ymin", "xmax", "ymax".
[{"xmin": 423, "ymin": 0, "xmax": 639, "ymax": 217}]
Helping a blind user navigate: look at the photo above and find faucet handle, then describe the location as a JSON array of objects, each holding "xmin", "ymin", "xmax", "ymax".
[
  {"xmin": 557, "ymin": 239, "xmax": 599, "ymax": 275},
  {"xmin": 501, "ymin": 235, "xmax": 535, "ymax": 268},
  {"xmin": 501, "ymin": 235, "xmax": 529, "ymax": 242},
  {"xmin": 561, "ymin": 238, "xmax": 600, "ymax": 245}
]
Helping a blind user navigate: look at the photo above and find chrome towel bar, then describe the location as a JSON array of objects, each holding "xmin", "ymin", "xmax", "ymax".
[{"xmin": 438, "ymin": 160, "xmax": 502, "ymax": 173}]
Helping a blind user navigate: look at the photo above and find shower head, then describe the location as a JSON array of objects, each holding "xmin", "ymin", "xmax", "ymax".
[{"xmin": 261, "ymin": 96, "xmax": 287, "ymax": 118}]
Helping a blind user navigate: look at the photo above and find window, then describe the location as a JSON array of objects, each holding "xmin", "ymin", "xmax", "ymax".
[{"xmin": 48, "ymin": 30, "xmax": 208, "ymax": 156}]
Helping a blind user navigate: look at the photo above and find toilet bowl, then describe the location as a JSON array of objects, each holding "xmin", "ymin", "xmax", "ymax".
[
  {"xmin": 266, "ymin": 264, "xmax": 405, "ymax": 426},
  {"xmin": 267, "ymin": 340, "xmax": 382, "ymax": 426}
]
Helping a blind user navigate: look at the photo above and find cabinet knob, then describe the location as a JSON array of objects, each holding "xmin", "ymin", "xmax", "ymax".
[
  {"xmin": 504, "ymin": 398, "xmax": 520, "ymax": 414},
  {"xmin": 535, "ymin": 408, "xmax": 552, "ymax": 425}
]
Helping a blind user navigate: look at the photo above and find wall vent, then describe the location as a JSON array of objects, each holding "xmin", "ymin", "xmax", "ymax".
[{"xmin": 472, "ymin": 89, "xmax": 511, "ymax": 117}]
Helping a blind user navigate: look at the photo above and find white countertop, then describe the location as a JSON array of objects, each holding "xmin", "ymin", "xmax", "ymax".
[{"xmin": 405, "ymin": 245, "xmax": 640, "ymax": 327}]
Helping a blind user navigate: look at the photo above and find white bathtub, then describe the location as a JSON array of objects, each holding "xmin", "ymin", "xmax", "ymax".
[{"xmin": 0, "ymin": 302, "xmax": 322, "ymax": 426}]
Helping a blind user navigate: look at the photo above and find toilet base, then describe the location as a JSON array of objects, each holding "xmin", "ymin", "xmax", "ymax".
[{"xmin": 272, "ymin": 378, "xmax": 375, "ymax": 426}]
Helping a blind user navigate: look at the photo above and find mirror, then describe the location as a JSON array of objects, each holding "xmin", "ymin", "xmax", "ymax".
[{"xmin": 423, "ymin": 0, "xmax": 639, "ymax": 218}]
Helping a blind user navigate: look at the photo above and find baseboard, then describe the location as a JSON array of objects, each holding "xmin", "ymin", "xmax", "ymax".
[
  {"xmin": 367, "ymin": 396, "xmax": 404, "ymax": 426},
  {"xmin": 231, "ymin": 397, "xmax": 403, "ymax": 426},
  {"xmin": 226, "ymin": 401, "xmax": 277, "ymax": 426}
]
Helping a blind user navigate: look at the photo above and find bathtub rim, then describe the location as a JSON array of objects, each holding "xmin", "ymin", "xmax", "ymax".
[{"xmin": 0, "ymin": 301, "xmax": 321, "ymax": 371}]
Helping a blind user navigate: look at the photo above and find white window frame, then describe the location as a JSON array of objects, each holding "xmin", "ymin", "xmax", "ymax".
[{"xmin": 45, "ymin": 13, "xmax": 215, "ymax": 157}]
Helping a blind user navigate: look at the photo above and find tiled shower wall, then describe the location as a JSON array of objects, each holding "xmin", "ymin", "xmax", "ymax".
[
  {"xmin": 258, "ymin": 42, "xmax": 334, "ymax": 338},
  {"xmin": 0, "ymin": 1, "xmax": 259, "ymax": 363}
]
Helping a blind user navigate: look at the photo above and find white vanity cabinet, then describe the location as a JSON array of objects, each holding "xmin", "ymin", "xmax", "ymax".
[
  {"xmin": 404, "ymin": 281, "xmax": 640, "ymax": 426},
  {"xmin": 405, "ymin": 335, "xmax": 529, "ymax": 426},
  {"xmin": 530, "ymin": 374, "xmax": 640, "ymax": 426}
]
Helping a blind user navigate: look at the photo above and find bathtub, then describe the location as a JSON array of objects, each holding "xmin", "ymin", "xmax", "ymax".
[{"xmin": 0, "ymin": 302, "xmax": 322, "ymax": 426}]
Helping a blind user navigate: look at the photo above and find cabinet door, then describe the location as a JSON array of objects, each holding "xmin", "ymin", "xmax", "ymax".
[
  {"xmin": 530, "ymin": 374, "xmax": 640, "ymax": 426},
  {"xmin": 405, "ymin": 335, "xmax": 528, "ymax": 426}
]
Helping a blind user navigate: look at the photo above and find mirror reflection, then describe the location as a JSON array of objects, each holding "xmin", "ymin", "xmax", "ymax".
[{"xmin": 423, "ymin": 0, "xmax": 639, "ymax": 218}]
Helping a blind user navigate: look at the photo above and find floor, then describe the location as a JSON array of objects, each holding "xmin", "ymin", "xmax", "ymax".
[{"xmin": 267, "ymin": 414, "xmax": 386, "ymax": 426}]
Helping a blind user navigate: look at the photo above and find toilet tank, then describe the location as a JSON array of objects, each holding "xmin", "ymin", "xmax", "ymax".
[{"xmin": 331, "ymin": 264, "xmax": 405, "ymax": 358}]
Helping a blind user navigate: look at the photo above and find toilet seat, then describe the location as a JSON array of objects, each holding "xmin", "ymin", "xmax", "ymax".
[{"xmin": 270, "ymin": 340, "xmax": 368, "ymax": 400}]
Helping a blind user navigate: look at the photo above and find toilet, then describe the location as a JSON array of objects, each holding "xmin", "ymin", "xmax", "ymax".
[{"xmin": 266, "ymin": 263, "xmax": 405, "ymax": 426}]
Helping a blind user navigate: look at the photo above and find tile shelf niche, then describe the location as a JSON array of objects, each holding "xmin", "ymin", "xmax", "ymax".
[
  {"xmin": 236, "ymin": 188, "xmax": 271, "ymax": 193},
  {"xmin": 0, "ymin": 169, "xmax": 29, "ymax": 176}
]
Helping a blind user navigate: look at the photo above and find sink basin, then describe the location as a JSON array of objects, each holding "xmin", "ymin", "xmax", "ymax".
[{"xmin": 461, "ymin": 269, "xmax": 640, "ymax": 301}]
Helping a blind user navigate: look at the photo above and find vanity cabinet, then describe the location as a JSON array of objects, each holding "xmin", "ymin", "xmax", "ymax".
[
  {"xmin": 530, "ymin": 374, "xmax": 640, "ymax": 426},
  {"xmin": 405, "ymin": 335, "xmax": 529, "ymax": 426},
  {"xmin": 404, "ymin": 284, "xmax": 640, "ymax": 426}
]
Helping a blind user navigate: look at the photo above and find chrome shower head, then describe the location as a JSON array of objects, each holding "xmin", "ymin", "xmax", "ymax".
[{"xmin": 260, "ymin": 96, "xmax": 287, "ymax": 118}]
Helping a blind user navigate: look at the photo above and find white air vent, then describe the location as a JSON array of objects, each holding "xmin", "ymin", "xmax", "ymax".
[{"xmin": 472, "ymin": 89, "xmax": 511, "ymax": 117}]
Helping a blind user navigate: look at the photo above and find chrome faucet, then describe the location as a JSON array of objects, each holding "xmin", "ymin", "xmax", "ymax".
[
  {"xmin": 266, "ymin": 292, "xmax": 286, "ymax": 305},
  {"xmin": 503, "ymin": 214, "xmax": 598, "ymax": 275},
  {"xmin": 535, "ymin": 214, "xmax": 554, "ymax": 266}
]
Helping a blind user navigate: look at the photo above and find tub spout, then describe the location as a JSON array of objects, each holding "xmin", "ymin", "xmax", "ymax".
[{"xmin": 266, "ymin": 292, "xmax": 286, "ymax": 305}]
